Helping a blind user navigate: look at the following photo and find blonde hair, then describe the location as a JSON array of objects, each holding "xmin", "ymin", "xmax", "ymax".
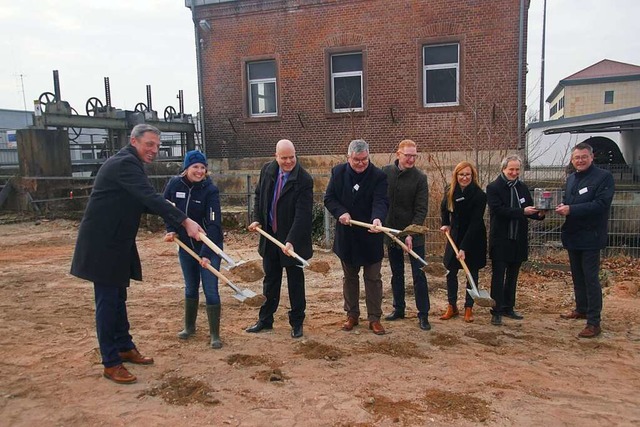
[
  {"xmin": 446, "ymin": 161, "xmax": 479, "ymax": 212},
  {"xmin": 396, "ymin": 139, "xmax": 416, "ymax": 153}
]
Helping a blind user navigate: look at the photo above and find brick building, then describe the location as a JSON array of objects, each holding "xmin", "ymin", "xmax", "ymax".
[{"xmin": 189, "ymin": 0, "xmax": 529, "ymax": 162}]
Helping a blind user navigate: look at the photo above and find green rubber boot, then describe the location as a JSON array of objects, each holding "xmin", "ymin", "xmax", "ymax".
[
  {"xmin": 177, "ymin": 298, "xmax": 198, "ymax": 339},
  {"xmin": 206, "ymin": 304, "xmax": 222, "ymax": 349}
]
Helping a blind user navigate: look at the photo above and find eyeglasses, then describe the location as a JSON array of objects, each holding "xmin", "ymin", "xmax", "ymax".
[
  {"xmin": 457, "ymin": 173, "xmax": 472, "ymax": 178},
  {"xmin": 350, "ymin": 156, "xmax": 369, "ymax": 165},
  {"xmin": 399, "ymin": 152, "xmax": 419, "ymax": 159},
  {"xmin": 572, "ymin": 155, "xmax": 591, "ymax": 161}
]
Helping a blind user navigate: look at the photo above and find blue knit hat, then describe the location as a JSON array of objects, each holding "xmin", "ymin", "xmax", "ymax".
[{"xmin": 183, "ymin": 150, "xmax": 207, "ymax": 170}]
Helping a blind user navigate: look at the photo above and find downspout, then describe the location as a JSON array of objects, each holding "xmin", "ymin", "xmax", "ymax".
[
  {"xmin": 517, "ymin": 0, "xmax": 526, "ymax": 149},
  {"xmin": 190, "ymin": 0, "xmax": 207, "ymax": 155}
]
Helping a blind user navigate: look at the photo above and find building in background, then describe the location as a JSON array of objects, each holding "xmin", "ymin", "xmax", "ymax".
[
  {"xmin": 547, "ymin": 59, "xmax": 640, "ymax": 120},
  {"xmin": 187, "ymin": 0, "xmax": 529, "ymax": 164}
]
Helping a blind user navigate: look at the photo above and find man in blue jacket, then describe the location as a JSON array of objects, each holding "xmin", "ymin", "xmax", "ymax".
[
  {"xmin": 556, "ymin": 142, "xmax": 614, "ymax": 338},
  {"xmin": 71, "ymin": 124, "xmax": 204, "ymax": 384},
  {"xmin": 324, "ymin": 139, "xmax": 389, "ymax": 335}
]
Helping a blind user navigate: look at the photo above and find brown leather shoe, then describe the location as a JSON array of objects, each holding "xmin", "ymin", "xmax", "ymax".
[
  {"xmin": 578, "ymin": 324, "xmax": 601, "ymax": 338},
  {"xmin": 103, "ymin": 364, "xmax": 137, "ymax": 384},
  {"xmin": 369, "ymin": 321, "xmax": 386, "ymax": 335},
  {"xmin": 342, "ymin": 316, "xmax": 359, "ymax": 331},
  {"xmin": 119, "ymin": 348, "xmax": 154, "ymax": 365},
  {"xmin": 560, "ymin": 310, "xmax": 587, "ymax": 320},
  {"xmin": 440, "ymin": 304, "xmax": 459, "ymax": 320},
  {"xmin": 463, "ymin": 307, "xmax": 474, "ymax": 323}
]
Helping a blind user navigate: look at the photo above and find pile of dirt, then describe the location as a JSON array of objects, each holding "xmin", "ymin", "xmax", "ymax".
[
  {"xmin": 294, "ymin": 340, "xmax": 343, "ymax": 360},
  {"xmin": 141, "ymin": 375, "xmax": 220, "ymax": 406},
  {"xmin": 423, "ymin": 389, "xmax": 491, "ymax": 422}
]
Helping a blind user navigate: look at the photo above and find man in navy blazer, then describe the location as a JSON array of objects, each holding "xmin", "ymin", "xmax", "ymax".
[
  {"xmin": 556, "ymin": 142, "xmax": 614, "ymax": 339},
  {"xmin": 324, "ymin": 139, "xmax": 389, "ymax": 335},
  {"xmin": 71, "ymin": 124, "xmax": 203, "ymax": 384}
]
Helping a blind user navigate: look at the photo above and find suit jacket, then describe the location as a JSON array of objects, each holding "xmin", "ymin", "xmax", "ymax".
[
  {"xmin": 324, "ymin": 162, "xmax": 389, "ymax": 266},
  {"xmin": 70, "ymin": 145, "xmax": 187, "ymax": 286},
  {"xmin": 561, "ymin": 165, "xmax": 614, "ymax": 250},
  {"xmin": 486, "ymin": 175, "xmax": 542, "ymax": 263},
  {"xmin": 253, "ymin": 160, "xmax": 314, "ymax": 266},
  {"xmin": 440, "ymin": 182, "xmax": 487, "ymax": 270},
  {"xmin": 382, "ymin": 160, "xmax": 428, "ymax": 248}
]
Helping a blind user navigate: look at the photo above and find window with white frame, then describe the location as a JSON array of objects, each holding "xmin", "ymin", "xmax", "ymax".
[
  {"xmin": 247, "ymin": 60, "xmax": 277, "ymax": 117},
  {"xmin": 423, "ymin": 43, "xmax": 459, "ymax": 107},
  {"xmin": 331, "ymin": 52, "xmax": 363, "ymax": 112}
]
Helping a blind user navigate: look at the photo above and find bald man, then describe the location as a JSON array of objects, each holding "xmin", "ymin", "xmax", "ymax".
[{"xmin": 246, "ymin": 140, "xmax": 314, "ymax": 339}]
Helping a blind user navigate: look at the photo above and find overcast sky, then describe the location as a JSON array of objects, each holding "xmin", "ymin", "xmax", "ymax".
[{"xmin": 1, "ymin": 1, "xmax": 639, "ymax": 120}]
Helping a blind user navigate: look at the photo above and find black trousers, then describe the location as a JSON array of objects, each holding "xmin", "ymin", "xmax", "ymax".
[
  {"xmin": 446, "ymin": 267, "xmax": 477, "ymax": 308},
  {"xmin": 568, "ymin": 249, "xmax": 602, "ymax": 327},
  {"xmin": 388, "ymin": 244, "xmax": 430, "ymax": 318},
  {"xmin": 258, "ymin": 241, "xmax": 306, "ymax": 327},
  {"xmin": 490, "ymin": 260, "xmax": 522, "ymax": 315},
  {"xmin": 94, "ymin": 282, "xmax": 135, "ymax": 368}
]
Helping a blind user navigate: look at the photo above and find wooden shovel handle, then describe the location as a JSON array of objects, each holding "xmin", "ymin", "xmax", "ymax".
[
  {"xmin": 198, "ymin": 232, "xmax": 236, "ymax": 266},
  {"xmin": 174, "ymin": 237, "xmax": 234, "ymax": 288},
  {"xmin": 443, "ymin": 230, "xmax": 479, "ymax": 293},
  {"xmin": 382, "ymin": 230, "xmax": 428, "ymax": 267},
  {"xmin": 254, "ymin": 227, "xmax": 309, "ymax": 267},
  {"xmin": 348, "ymin": 219, "xmax": 402, "ymax": 234}
]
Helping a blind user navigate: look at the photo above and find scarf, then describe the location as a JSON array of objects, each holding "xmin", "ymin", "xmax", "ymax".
[{"xmin": 500, "ymin": 173, "xmax": 521, "ymax": 240}]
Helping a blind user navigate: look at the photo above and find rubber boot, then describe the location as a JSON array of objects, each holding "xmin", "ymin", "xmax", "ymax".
[
  {"xmin": 440, "ymin": 304, "xmax": 459, "ymax": 320},
  {"xmin": 464, "ymin": 307, "xmax": 474, "ymax": 323},
  {"xmin": 206, "ymin": 304, "xmax": 222, "ymax": 349},
  {"xmin": 177, "ymin": 298, "xmax": 198, "ymax": 339}
]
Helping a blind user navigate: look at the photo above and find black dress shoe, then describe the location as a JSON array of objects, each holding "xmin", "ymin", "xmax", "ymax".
[
  {"xmin": 491, "ymin": 314, "xmax": 503, "ymax": 326},
  {"xmin": 246, "ymin": 321, "xmax": 273, "ymax": 333},
  {"xmin": 419, "ymin": 317, "xmax": 431, "ymax": 331},
  {"xmin": 504, "ymin": 311, "xmax": 524, "ymax": 320},
  {"xmin": 384, "ymin": 310, "xmax": 405, "ymax": 321},
  {"xmin": 291, "ymin": 325, "xmax": 303, "ymax": 339}
]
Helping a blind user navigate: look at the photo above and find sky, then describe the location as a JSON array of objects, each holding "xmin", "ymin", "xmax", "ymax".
[{"xmin": 1, "ymin": 0, "xmax": 639, "ymax": 121}]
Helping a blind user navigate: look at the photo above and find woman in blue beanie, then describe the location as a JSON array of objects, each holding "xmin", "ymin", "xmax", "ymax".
[{"xmin": 163, "ymin": 150, "xmax": 224, "ymax": 348}]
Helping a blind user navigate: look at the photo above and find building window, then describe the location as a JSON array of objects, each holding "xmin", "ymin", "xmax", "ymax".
[
  {"xmin": 331, "ymin": 52, "xmax": 363, "ymax": 112},
  {"xmin": 604, "ymin": 90, "xmax": 614, "ymax": 104},
  {"xmin": 559, "ymin": 96, "xmax": 564, "ymax": 110},
  {"xmin": 247, "ymin": 60, "xmax": 277, "ymax": 117},
  {"xmin": 423, "ymin": 43, "xmax": 459, "ymax": 107},
  {"xmin": 550, "ymin": 103, "xmax": 558, "ymax": 116}
]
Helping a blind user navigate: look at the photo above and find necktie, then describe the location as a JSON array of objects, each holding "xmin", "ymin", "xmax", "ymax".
[{"xmin": 271, "ymin": 172, "xmax": 284, "ymax": 232}]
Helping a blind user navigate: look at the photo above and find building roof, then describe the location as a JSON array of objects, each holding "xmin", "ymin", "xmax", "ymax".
[{"xmin": 546, "ymin": 59, "xmax": 640, "ymax": 103}]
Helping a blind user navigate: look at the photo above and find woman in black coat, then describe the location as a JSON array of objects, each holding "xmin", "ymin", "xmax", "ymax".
[
  {"xmin": 486, "ymin": 154, "xmax": 544, "ymax": 326},
  {"xmin": 439, "ymin": 161, "xmax": 487, "ymax": 323}
]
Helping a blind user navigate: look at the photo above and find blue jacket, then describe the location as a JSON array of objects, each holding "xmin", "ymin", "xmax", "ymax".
[
  {"xmin": 163, "ymin": 175, "xmax": 223, "ymax": 260},
  {"xmin": 561, "ymin": 165, "xmax": 614, "ymax": 251},
  {"xmin": 71, "ymin": 145, "xmax": 187, "ymax": 286}
]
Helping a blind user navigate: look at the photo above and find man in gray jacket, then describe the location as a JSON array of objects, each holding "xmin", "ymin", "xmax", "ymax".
[{"xmin": 382, "ymin": 139, "xmax": 431, "ymax": 330}]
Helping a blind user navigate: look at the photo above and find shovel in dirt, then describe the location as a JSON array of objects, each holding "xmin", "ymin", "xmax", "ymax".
[
  {"xmin": 198, "ymin": 232, "xmax": 246, "ymax": 270},
  {"xmin": 381, "ymin": 230, "xmax": 447, "ymax": 276},
  {"xmin": 253, "ymin": 227, "xmax": 310, "ymax": 268},
  {"xmin": 173, "ymin": 237, "xmax": 266, "ymax": 307},
  {"xmin": 349, "ymin": 219, "xmax": 430, "ymax": 238},
  {"xmin": 443, "ymin": 230, "xmax": 495, "ymax": 308}
]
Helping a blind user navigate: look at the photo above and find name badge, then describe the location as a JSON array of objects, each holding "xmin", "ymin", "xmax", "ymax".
[
  {"xmin": 519, "ymin": 197, "xmax": 526, "ymax": 204},
  {"xmin": 455, "ymin": 197, "xmax": 465, "ymax": 202},
  {"xmin": 176, "ymin": 192, "xmax": 186, "ymax": 199},
  {"xmin": 579, "ymin": 187, "xmax": 588, "ymax": 195},
  {"xmin": 353, "ymin": 184, "xmax": 360, "ymax": 192}
]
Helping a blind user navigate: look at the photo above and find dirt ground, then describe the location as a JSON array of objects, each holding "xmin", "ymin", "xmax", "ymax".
[{"xmin": 1, "ymin": 219, "xmax": 639, "ymax": 426}]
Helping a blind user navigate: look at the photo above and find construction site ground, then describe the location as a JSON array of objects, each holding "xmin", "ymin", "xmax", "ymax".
[{"xmin": 1, "ymin": 219, "xmax": 639, "ymax": 426}]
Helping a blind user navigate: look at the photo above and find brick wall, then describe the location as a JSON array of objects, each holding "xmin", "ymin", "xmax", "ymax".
[{"xmin": 196, "ymin": 0, "xmax": 528, "ymax": 160}]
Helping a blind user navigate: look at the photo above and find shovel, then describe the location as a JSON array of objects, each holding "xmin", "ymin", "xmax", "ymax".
[
  {"xmin": 253, "ymin": 227, "xmax": 310, "ymax": 268},
  {"xmin": 198, "ymin": 232, "xmax": 254, "ymax": 272},
  {"xmin": 381, "ymin": 230, "xmax": 447, "ymax": 276},
  {"xmin": 173, "ymin": 237, "xmax": 266, "ymax": 307},
  {"xmin": 444, "ymin": 230, "xmax": 495, "ymax": 307},
  {"xmin": 349, "ymin": 219, "xmax": 429, "ymax": 238}
]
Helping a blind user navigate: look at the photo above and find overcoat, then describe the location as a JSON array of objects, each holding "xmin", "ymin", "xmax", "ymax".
[
  {"xmin": 382, "ymin": 160, "xmax": 428, "ymax": 248},
  {"xmin": 324, "ymin": 162, "xmax": 389, "ymax": 266},
  {"xmin": 70, "ymin": 145, "xmax": 186, "ymax": 286},
  {"xmin": 486, "ymin": 175, "xmax": 541, "ymax": 263},
  {"xmin": 440, "ymin": 182, "xmax": 487, "ymax": 270},
  {"xmin": 561, "ymin": 164, "xmax": 614, "ymax": 251},
  {"xmin": 164, "ymin": 175, "xmax": 223, "ymax": 260},
  {"xmin": 253, "ymin": 160, "xmax": 314, "ymax": 266}
]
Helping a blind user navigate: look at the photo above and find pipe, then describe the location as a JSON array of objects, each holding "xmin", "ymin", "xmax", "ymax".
[
  {"xmin": 517, "ymin": 0, "xmax": 526, "ymax": 149},
  {"xmin": 190, "ymin": 0, "xmax": 207, "ymax": 155}
]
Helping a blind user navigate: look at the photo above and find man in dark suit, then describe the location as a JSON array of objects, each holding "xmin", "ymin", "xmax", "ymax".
[
  {"xmin": 246, "ymin": 139, "xmax": 314, "ymax": 339},
  {"xmin": 556, "ymin": 142, "xmax": 614, "ymax": 338},
  {"xmin": 324, "ymin": 139, "xmax": 389, "ymax": 335},
  {"xmin": 71, "ymin": 124, "xmax": 204, "ymax": 384}
]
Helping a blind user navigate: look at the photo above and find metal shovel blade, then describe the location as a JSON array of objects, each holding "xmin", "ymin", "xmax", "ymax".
[{"xmin": 230, "ymin": 287, "xmax": 266, "ymax": 307}]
